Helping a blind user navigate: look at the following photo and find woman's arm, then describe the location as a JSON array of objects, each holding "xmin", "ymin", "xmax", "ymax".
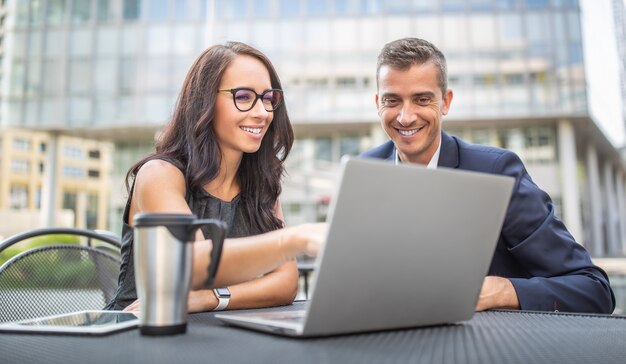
[
  {"xmin": 190, "ymin": 224, "xmax": 321, "ymax": 290},
  {"xmin": 187, "ymin": 260, "xmax": 298, "ymax": 312},
  {"xmin": 187, "ymin": 200, "xmax": 299, "ymax": 312},
  {"xmin": 130, "ymin": 160, "xmax": 324, "ymax": 307}
]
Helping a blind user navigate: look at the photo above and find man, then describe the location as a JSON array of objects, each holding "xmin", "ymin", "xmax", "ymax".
[{"xmin": 360, "ymin": 37, "xmax": 614, "ymax": 313}]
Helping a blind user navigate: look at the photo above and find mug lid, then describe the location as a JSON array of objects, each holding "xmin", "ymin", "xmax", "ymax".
[{"xmin": 133, "ymin": 213, "xmax": 198, "ymax": 227}]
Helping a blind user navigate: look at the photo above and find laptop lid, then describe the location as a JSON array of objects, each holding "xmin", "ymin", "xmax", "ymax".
[
  {"xmin": 299, "ymin": 158, "xmax": 514, "ymax": 336},
  {"xmin": 217, "ymin": 158, "xmax": 514, "ymax": 337}
]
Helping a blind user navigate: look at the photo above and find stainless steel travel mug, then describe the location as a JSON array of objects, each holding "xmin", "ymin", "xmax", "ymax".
[{"xmin": 133, "ymin": 213, "xmax": 226, "ymax": 335}]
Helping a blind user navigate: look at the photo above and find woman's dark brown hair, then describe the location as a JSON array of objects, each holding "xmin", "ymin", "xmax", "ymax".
[{"xmin": 126, "ymin": 42, "xmax": 294, "ymax": 233}]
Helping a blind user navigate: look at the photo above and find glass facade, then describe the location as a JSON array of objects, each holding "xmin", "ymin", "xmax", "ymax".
[
  {"xmin": 1, "ymin": 1, "xmax": 625, "ymax": 294},
  {"xmin": 1, "ymin": 0, "xmax": 587, "ymax": 130},
  {"xmin": 3, "ymin": 0, "xmax": 209, "ymax": 129}
]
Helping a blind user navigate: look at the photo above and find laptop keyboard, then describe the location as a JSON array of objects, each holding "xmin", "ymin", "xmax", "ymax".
[{"xmin": 254, "ymin": 310, "xmax": 306, "ymax": 323}]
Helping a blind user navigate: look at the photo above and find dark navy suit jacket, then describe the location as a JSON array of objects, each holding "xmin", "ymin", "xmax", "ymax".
[{"xmin": 360, "ymin": 131, "xmax": 615, "ymax": 313}]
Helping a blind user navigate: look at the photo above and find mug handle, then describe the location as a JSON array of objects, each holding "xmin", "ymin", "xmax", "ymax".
[{"xmin": 190, "ymin": 219, "xmax": 228, "ymax": 288}]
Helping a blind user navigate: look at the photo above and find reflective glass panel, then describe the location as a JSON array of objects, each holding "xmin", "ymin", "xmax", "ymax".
[
  {"xmin": 280, "ymin": 0, "xmax": 300, "ymax": 16},
  {"xmin": 68, "ymin": 59, "xmax": 92, "ymax": 94},
  {"xmin": 415, "ymin": 0, "xmax": 438, "ymax": 12},
  {"xmin": 95, "ymin": 59, "xmax": 117, "ymax": 94},
  {"xmin": 97, "ymin": 0, "xmax": 111, "ymax": 21},
  {"xmin": 71, "ymin": 0, "xmax": 92, "ymax": 24},
  {"xmin": 307, "ymin": 0, "xmax": 329, "ymax": 16},
  {"xmin": 10, "ymin": 60, "xmax": 25, "ymax": 97},
  {"xmin": 26, "ymin": 60, "xmax": 42, "ymax": 97},
  {"xmin": 361, "ymin": 0, "xmax": 383, "ymax": 14},
  {"xmin": 47, "ymin": 0, "xmax": 67, "ymax": 26},
  {"xmin": 124, "ymin": 0, "xmax": 140, "ymax": 20},
  {"xmin": 31, "ymin": 0, "xmax": 44, "ymax": 25},
  {"xmin": 70, "ymin": 30, "xmax": 93, "ymax": 57},
  {"xmin": 69, "ymin": 97, "xmax": 92, "ymax": 123},
  {"xmin": 145, "ymin": 58, "xmax": 170, "ymax": 91},
  {"xmin": 148, "ymin": 0, "xmax": 169, "ymax": 21},
  {"xmin": 43, "ymin": 59, "xmax": 62, "ymax": 95},
  {"xmin": 334, "ymin": 0, "xmax": 360, "ymax": 15},
  {"xmin": 96, "ymin": 28, "xmax": 120, "ymax": 56},
  {"xmin": 174, "ymin": 0, "xmax": 191, "ymax": 20}
]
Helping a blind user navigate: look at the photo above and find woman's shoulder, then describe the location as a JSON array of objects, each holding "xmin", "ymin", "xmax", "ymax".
[{"xmin": 135, "ymin": 159, "xmax": 186, "ymax": 189}]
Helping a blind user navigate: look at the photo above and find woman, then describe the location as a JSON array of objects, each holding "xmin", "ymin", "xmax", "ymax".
[{"xmin": 106, "ymin": 42, "xmax": 325, "ymax": 312}]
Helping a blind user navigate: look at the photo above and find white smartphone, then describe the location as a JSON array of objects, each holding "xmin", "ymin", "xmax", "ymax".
[{"xmin": 0, "ymin": 310, "xmax": 139, "ymax": 336}]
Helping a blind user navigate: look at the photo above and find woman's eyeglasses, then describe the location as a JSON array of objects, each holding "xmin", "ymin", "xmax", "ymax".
[{"xmin": 217, "ymin": 88, "xmax": 283, "ymax": 112}]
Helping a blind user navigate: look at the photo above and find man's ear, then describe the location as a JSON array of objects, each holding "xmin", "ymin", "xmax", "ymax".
[
  {"xmin": 375, "ymin": 93, "xmax": 380, "ymax": 112},
  {"xmin": 441, "ymin": 89, "xmax": 453, "ymax": 115}
]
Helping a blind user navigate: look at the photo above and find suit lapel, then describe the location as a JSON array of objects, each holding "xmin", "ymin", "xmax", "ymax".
[{"xmin": 438, "ymin": 131, "xmax": 460, "ymax": 169}]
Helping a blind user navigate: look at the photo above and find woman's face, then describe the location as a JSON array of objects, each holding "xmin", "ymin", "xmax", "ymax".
[{"xmin": 214, "ymin": 55, "xmax": 274, "ymax": 157}]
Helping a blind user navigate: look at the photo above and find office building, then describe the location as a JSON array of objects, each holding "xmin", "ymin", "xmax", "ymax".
[
  {"xmin": 0, "ymin": 0, "xmax": 624, "ymax": 260},
  {"xmin": 0, "ymin": 128, "xmax": 112, "ymax": 237}
]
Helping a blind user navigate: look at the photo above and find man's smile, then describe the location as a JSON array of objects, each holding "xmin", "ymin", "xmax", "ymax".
[{"xmin": 396, "ymin": 126, "xmax": 425, "ymax": 137}]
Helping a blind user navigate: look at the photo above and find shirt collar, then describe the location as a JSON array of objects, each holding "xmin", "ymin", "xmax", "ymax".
[{"xmin": 394, "ymin": 141, "xmax": 441, "ymax": 169}]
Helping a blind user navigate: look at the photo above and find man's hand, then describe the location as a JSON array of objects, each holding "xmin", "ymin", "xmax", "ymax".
[{"xmin": 475, "ymin": 276, "xmax": 520, "ymax": 311}]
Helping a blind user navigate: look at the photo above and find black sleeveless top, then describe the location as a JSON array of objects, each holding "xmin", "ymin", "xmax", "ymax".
[{"xmin": 105, "ymin": 159, "xmax": 260, "ymax": 310}]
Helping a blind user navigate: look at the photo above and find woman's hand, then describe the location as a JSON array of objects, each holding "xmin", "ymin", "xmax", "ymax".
[
  {"xmin": 122, "ymin": 291, "xmax": 219, "ymax": 314},
  {"xmin": 281, "ymin": 223, "xmax": 328, "ymax": 258},
  {"xmin": 122, "ymin": 299, "xmax": 140, "ymax": 313}
]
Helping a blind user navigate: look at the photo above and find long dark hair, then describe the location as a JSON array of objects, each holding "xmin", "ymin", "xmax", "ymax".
[{"xmin": 126, "ymin": 42, "xmax": 294, "ymax": 233}]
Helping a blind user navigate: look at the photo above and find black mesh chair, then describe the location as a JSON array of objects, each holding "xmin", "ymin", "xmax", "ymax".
[{"xmin": 0, "ymin": 228, "xmax": 122, "ymax": 323}]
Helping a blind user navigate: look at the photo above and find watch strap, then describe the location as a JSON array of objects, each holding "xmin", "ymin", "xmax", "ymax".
[{"xmin": 213, "ymin": 288, "xmax": 230, "ymax": 311}]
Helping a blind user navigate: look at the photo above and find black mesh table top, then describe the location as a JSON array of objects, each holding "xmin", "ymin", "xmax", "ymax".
[{"xmin": 1, "ymin": 302, "xmax": 625, "ymax": 364}]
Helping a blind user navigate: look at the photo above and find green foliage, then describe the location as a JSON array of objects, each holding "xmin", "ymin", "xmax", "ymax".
[
  {"xmin": 5, "ymin": 256, "xmax": 99, "ymax": 289},
  {"xmin": 0, "ymin": 234, "xmax": 81, "ymax": 266},
  {"xmin": 0, "ymin": 247, "xmax": 22, "ymax": 267},
  {"xmin": 27, "ymin": 234, "xmax": 81, "ymax": 249}
]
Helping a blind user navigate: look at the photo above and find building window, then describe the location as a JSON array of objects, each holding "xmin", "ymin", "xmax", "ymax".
[
  {"xmin": 11, "ymin": 160, "xmax": 29, "ymax": 173},
  {"xmin": 71, "ymin": 0, "xmax": 92, "ymax": 24},
  {"xmin": 63, "ymin": 166, "xmax": 85, "ymax": 177},
  {"xmin": 284, "ymin": 203, "xmax": 303, "ymax": 215},
  {"xmin": 36, "ymin": 188, "xmax": 42, "ymax": 209},
  {"xmin": 148, "ymin": 0, "xmax": 169, "ymax": 21},
  {"xmin": 10, "ymin": 186, "xmax": 29, "ymax": 209},
  {"xmin": 40, "ymin": 142, "xmax": 47, "ymax": 153},
  {"xmin": 63, "ymin": 192, "xmax": 78, "ymax": 226},
  {"xmin": 307, "ymin": 0, "xmax": 329, "ymax": 16},
  {"xmin": 280, "ymin": 0, "xmax": 301, "ymax": 16},
  {"xmin": 336, "ymin": 77, "xmax": 357, "ymax": 88},
  {"xmin": 88, "ymin": 170, "xmax": 100, "ymax": 178},
  {"xmin": 13, "ymin": 138, "xmax": 31, "ymax": 151},
  {"xmin": 47, "ymin": 0, "xmax": 67, "ymax": 26},
  {"xmin": 87, "ymin": 194, "xmax": 99, "ymax": 229},
  {"xmin": 339, "ymin": 136, "xmax": 361, "ymax": 158},
  {"xmin": 63, "ymin": 145, "xmax": 83, "ymax": 159},
  {"xmin": 305, "ymin": 78, "xmax": 329, "ymax": 88},
  {"xmin": 123, "ymin": 0, "xmax": 141, "ymax": 20},
  {"xmin": 314, "ymin": 137, "xmax": 333, "ymax": 162},
  {"xmin": 88, "ymin": 150, "xmax": 101, "ymax": 159},
  {"xmin": 97, "ymin": 0, "xmax": 112, "ymax": 22},
  {"xmin": 39, "ymin": 163, "xmax": 45, "ymax": 173}
]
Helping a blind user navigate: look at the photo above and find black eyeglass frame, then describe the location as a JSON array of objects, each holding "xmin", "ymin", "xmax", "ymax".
[{"xmin": 217, "ymin": 87, "xmax": 283, "ymax": 112}]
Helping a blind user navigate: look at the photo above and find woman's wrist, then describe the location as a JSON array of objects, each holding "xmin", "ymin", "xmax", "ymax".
[{"xmin": 278, "ymin": 227, "xmax": 301, "ymax": 262}]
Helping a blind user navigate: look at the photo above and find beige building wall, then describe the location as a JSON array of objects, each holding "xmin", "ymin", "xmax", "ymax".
[{"xmin": 0, "ymin": 129, "xmax": 112, "ymax": 237}]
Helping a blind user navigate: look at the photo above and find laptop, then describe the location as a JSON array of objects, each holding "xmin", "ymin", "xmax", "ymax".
[{"xmin": 216, "ymin": 158, "xmax": 514, "ymax": 337}]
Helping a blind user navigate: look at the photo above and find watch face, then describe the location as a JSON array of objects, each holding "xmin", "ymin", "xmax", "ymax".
[{"xmin": 215, "ymin": 287, "xmax": 231, "ymax": 297}]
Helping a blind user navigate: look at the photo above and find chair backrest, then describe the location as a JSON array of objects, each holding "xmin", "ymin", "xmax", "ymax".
[
  {"xmin": 0, "ymin": 245, "xmax": 121, "ymax": 323},
  {"xmin": 0, "ymin": 228, "xmax": 122, "ymax": 323}
]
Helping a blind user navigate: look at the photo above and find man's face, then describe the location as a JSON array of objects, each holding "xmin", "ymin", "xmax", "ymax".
[{"xmin": 376, "ymin": 62, "xmax": 453, "ymax": 165}]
